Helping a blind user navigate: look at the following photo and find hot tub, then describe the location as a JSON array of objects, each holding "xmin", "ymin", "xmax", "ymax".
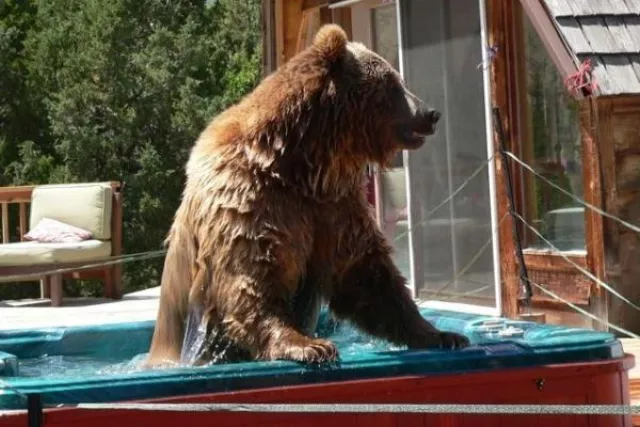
[{"xmin": 0, "ymin": 308, "xmax": 634, "ymax": 426}]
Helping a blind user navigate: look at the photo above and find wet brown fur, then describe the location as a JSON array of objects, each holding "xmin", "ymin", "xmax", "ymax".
[{"xmin": 146, "ymin": 24, "xmax": 468, "ymax": 366}]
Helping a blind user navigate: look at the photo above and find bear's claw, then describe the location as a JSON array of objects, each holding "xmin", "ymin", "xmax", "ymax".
[
  {"xmin": 268, "ymin": 336, "xmax": 339, "ymax": 364},
  {"xmin": 408, "ymin": 331, "xmax": 470, "ymax": 350},
  {"xmin": 436, "ymin": 331, "xmax": 470, "ymax": 349}
]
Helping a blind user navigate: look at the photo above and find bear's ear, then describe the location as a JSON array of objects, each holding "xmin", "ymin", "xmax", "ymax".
[{"xmin": 313, "ymin": 24, "xmax": 348, "ymax": 62}]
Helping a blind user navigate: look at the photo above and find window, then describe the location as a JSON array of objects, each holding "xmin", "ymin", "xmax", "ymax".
[
  {"xmin": 398, "ymin": 0, "xmax": 499, "ymax": 311},
  {"xmin": 518, "ymin": 10, "xmax": 585, "ymax": 253}
]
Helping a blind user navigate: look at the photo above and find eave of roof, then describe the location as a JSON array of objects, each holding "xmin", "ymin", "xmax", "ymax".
[{"xmin": 541, "ymin": 0, "xmax": 640, "ymax": 96}]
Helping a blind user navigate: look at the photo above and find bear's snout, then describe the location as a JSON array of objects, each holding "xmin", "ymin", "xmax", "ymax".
[
  {"xmin": 427, "ymin": 109, "xmax": 441, "ymax": 125},
  {"xmin": 394, "ymin": 108, "xmax": 441, "ymax": 150},
  {"xmin": 411, "ymin": 108, "xmax": 441, "ymax": 136}
]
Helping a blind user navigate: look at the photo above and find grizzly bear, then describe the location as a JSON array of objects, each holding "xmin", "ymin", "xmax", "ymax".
[{"xmin": 146, "ymin": 24, "xmax": 469, "ymax": 367}]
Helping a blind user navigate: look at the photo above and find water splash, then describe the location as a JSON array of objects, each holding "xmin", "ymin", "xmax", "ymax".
[
  {"xmin": 179, "ymin": 320, "xmax": 209, "ymax": 366},
  {"xmin": 17, "ymin": 353, "xmax": 150, "ymax": 378},
  {"xmin": 179, "ymin": 304, "xmax": 233, "ymax": 367}
]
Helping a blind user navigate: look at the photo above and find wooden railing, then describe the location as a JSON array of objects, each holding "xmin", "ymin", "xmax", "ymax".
[
  {"xmin": 0, "ymin": 185, "xmax": 33, "ymax": 244},
  {"xmin": 0, "ymin": 181, "xmax": 125, "ymax": 303}
]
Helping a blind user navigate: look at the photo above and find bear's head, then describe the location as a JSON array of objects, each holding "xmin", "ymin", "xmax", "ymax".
[
  {"xmin": 301, "ymin": 24, "xmax": 440, "ymax": 165},
  {"xmin": 314, "ymin": 24, "xmax": 439, "ymax": 155},
  {"xmin": 241, "ymin": 24, "xmax": 440, "ymax": 196}
]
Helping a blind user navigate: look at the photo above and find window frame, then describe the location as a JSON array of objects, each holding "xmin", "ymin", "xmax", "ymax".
[{"xmin": 490, "ymin": 0, "xmax": 605, "ymax": 314}]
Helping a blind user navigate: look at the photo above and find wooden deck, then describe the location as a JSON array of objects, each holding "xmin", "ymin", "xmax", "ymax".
[{"xmin": 0, "ymin": 286, "xmax": 160, "ymax": 331}]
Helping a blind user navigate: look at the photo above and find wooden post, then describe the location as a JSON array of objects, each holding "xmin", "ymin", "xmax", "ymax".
[
  {"xmin": 1, "ymin": 203, "xmax": 9, "ymax": 243},
  {"xmin": 108, "ymin": 183, "xmax": 124, "ymax": 300},
  {"xmin": 49, "ymin": 274, "xmax": 63, "ymax": 307},
  {"xmin": 19, "ymin": 203, "xmax": 27, "ymax": 241},
  {"xmin": 488, "ymin": 0, "xmax": 520, "ymax": 319},
  {"xmin": 262, "ymin": 0, "xmax": 277, "ymax": 76},
  {"xmin": 582, "ymin": 98, "xmax": 608, "ymax": 331},
  {"xmin": 40, "ymin": 276, "xmax": 51, "ymax": 299}
]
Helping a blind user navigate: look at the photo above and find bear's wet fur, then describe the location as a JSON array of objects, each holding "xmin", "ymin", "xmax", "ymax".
[{"xmin": 146, "ymin": 24, "xmax": 469, "ymax": 367}]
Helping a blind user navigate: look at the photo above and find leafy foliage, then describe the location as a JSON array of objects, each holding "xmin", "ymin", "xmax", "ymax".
[{"xmin": 0, "ymin": 0, "xmax": 263, "ymax": 299}]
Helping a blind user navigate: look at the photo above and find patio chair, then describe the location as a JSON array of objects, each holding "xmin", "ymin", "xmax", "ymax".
[{"xmin": 0, "ymin": 182, "xmax": 123, "ymax": 306}]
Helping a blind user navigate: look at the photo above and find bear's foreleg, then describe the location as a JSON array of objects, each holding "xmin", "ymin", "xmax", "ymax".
[
  {"xmin": 330, "ymin": 234, "xmax": 469, "ymax": 350},
  {"xmin": 214, "ymin": 276, "xmax": 338, "ymax": 364}
]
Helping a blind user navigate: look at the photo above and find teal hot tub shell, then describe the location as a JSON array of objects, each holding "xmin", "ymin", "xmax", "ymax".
[{"xmin": 0, "ymin": 308, "xmax": 623, "ymax": 410}]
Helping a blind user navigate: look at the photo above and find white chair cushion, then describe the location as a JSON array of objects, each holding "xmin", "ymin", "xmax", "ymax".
[
  {"xmin": 25, "ymin": 218, "xmax": 93, "ymax": 243},
  {"xmin": 29, "ymin": 182, "xmax": 113, "ymax": 240},
  {"xmin": 0, "ymin": 240, "xmax": 112, "ymax": 266}
]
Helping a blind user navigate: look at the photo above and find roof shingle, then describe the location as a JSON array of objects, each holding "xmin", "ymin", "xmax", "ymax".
[{"xmin": 542, "ymin": 0, "xmax": 640, "ymax": 95}]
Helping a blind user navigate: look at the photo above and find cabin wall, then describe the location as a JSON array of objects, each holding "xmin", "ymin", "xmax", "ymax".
[{"xmin": 597, "ymin": 95, "xmax": 640, "ymax": 336}]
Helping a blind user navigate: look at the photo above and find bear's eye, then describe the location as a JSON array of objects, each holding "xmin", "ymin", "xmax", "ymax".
[{"xmin": 387, "ymin": 83, "xmax": 405, "ymax": 106}]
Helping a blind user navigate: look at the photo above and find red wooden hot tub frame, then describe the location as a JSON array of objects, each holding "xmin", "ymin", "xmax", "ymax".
[{"xmin": 0, "ymin": 353, "xmax": 634, "ymax": 427}]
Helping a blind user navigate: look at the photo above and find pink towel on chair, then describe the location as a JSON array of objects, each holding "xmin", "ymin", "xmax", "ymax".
[{"xmin": 24, "ymin": 218, "xmax": 93, "ymax": 243}]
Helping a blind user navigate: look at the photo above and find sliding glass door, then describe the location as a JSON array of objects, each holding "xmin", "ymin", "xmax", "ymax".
[{"xmin": 397, "ymin": 0, "xmax": 501, "ymax": 313}]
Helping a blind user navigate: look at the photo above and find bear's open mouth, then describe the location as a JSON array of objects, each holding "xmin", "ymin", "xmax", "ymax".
[
  {"xmin": 396, "ymin": 109, "xmax": 441, "ymax": 148},
  {"xmin": 400, "ymin": 129, "xmax": 429, "ymax": 146}
]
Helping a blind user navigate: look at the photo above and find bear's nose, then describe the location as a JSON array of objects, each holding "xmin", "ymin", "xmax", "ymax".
[
  {"xmin": 410, "ymin": 108, "xmax": 441, "ymax": 136},
  {"xmin": 415, "ymin": 107, "xmax": 440, "ymax": 122},
  {"xmin": 427, "ymin": 109, "xmax": 441, "ymax": 124}
]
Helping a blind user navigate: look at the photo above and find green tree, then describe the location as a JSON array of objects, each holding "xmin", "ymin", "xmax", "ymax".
[
  {"xmin": 0, "ymin": 0, "xmax": 262, "ymax": 299},
  {"xmin": 0, "ymin": 0, "xmax": 53, "ymax": 186}
]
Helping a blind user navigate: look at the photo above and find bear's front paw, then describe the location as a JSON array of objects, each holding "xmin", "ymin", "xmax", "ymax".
[
  {"xmin": 409, "ymin": 331, "xmax": 470, "ymax": 350},
  {"xmin": 268, "ymin": 336, "xmax": 338, "ymax": 364}
]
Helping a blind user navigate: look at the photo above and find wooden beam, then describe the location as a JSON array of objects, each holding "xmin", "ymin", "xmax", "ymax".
[
  {"xmin": 512, "ymin": 6, "xmax": 535, "ymax": 246},
  {"xmin": 330, "ymin": 5, "xmax": 352, "ymax": 40},
  {"xmin": 319, "ymin": 6, "xmax": 332, "ymax": 24},
  {"xmin": 302, "ymin": 0, "xmax": 327, "ymax": 10},
  {"xmin": 0, "ymin": 186, "xmax": 33, "ymax": 204},
  {"xmin": 581, "ymin": 98, "xmax": 608, "ymax": 331},
  {"xmin": 261, "ymin": 0, "xmax": 277, "ymax": 76},
  {"xmin": 488, "ymin": 0, "xmax": 519, "ymax": 319},
  {"xmin": 296, "ymin": 9, "xmax": 311, "ymax": 53},
  {"xmin": 0, "ymin": 181, "xmax": 121, "ymax": 204},
  {"xmin": 282, "ymin": 0, "xmax": 304, "ymax": 63},
  {"xmin": 0, "ymin": 260, "xmax": 113, "ymax": 280}
]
